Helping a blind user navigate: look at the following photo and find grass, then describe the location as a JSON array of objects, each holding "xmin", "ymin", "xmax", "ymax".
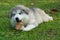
[{"xmin": 0, "ymin": 0, "xmax": 60, "ymax": 40}]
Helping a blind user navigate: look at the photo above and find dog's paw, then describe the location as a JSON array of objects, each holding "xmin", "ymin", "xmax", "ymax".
[
  {"xmin": 49, "ymin": 17, "xmax": 53, "ymax": 21},
  {"xmin": 22, "ymin": 24, "xmax": 36, "ymax": 31},
  {"xmin": 22, "ymin": 28, "xmax": 30, "ymax": 31},
  {"xmin": 43, "ymin": 16, "xmax": 53, "ymax": 22}
]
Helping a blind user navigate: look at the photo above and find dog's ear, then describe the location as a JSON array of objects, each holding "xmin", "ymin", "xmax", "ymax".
[
  {"xmin": 22, "ymin": 8, "xmax": 30, "ymax": 15},
  {"xmin": 22, "ymin": 9, "xmax": 29, "ymax": 15},
  {"xmin": 8, "ymin": 7, "xmax": 16, "ymax": 19},
  {"xmin": 8, "ymin": 10, "xmax": 13, "ymax": 19},
  {"xmin": 8, "ymin": 13, "xmax": 11, "ymax": 19}
]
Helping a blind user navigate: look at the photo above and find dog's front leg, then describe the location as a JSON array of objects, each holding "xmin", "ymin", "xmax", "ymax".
[{"xmin": 22, "ymin": 24, "xmax": 37, "ymax": 31}]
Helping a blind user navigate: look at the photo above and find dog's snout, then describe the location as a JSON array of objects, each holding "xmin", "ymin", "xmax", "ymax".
[
  {"xmin": 16, "ymin": 17, "xmax": 19, "ymax": 22},
  {"xmin": 15, "ymin": 17, "xmax": 22, "ymax": 22}
]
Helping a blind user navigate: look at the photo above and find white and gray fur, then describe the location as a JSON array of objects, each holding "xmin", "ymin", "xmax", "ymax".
[{"xmin": 9, "ymin": 5, "xmax": 53, "ymax": 31}]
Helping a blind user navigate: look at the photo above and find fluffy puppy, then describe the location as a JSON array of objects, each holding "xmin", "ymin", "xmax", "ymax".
[{"xmin": 9, "ymin": 5, "xmax": 53, "ymax": 31}]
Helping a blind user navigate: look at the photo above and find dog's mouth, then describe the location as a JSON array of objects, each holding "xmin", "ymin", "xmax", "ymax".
[
  {"xmin": 15, "ymin": 21, "xmax": 23, "ymax": 30},
  {"xmin": 17, "ymin": 20, "xmax": 22, "ymax": 23}
]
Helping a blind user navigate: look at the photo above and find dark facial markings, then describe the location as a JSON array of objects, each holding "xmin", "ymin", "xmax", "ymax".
[
  {"xmin": 12, "ymin": 14, "xmax": 15, "ymax": 16},
  {"xmin": 10, "ymin": 13, "xmax": 15, "ymax": 18},
  {"xmin": 18, "ymin": 9, "xmax": 28, "ymax": 15},
  {"xmin": 22, "ymin": 10, "xmax": 28, "ymax": 15},
  {"xmin": 10, "ymin": 9, "xmax": 29, "ymax": 18}
]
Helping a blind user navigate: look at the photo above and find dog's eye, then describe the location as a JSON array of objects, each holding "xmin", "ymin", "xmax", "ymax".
[
  {"xmin": 19, "ymin": 13, "xmax": 21, "ymax": 15},
  {"xmin": 12, "ymin": 14, "xmax": 15, "ymax": 16}
]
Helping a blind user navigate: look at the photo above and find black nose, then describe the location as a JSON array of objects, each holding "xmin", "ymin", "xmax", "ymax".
[
  {"xmin": 16, "ymin": 17, "xmax": 19, "ymax": 22},
  {"xmin": 15, "ymin": 17, "xmax": 22, "ymax": 22}
]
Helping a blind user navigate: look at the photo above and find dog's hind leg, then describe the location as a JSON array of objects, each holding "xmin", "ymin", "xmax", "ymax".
[{"xmin": 36, "ymin": 8, "xmax": 53, "ymax": 22}]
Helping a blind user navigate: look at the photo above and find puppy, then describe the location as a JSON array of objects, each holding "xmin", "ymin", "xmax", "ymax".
[{"xmin": 9, "ymin": 5, "xmax": 53, "ymax": 31}]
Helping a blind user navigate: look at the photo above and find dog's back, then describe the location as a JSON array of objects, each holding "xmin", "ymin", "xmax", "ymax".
[{"xmin": 30, "ymin": 7, "xmax": 43, "ymax": 24}]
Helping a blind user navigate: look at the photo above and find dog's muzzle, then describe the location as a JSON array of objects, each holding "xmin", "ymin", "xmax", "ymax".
[
  {"xmin": 15, "ymin": 17, "xmax": 22, "ymax": 22},
  {"xmin": 15, "ymin": 17, "xmax": 23, "ymax": 30}
]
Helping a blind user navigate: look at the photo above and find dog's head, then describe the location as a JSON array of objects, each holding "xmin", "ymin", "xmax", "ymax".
[{"xmin": 9, "ymin": 5, "xmax": 30, "ymax": 30}]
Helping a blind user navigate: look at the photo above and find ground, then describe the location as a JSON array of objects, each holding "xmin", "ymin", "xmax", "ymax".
[{"xmin": 0, "ymin": 0, "xmax": 60, "ymax": 40}]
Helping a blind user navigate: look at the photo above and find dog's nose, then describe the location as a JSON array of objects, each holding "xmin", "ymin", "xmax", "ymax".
[
  {"xmin": 16, "ymin": 17, "xmax": 19, "ymax": 22},
  {"xmin": 15, "ymin": 17, "xmax": 22, "ymax": 22}
]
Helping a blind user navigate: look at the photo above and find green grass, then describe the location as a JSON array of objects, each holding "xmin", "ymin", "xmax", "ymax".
[{"xmin": 0, "ymin": 0, "xmax": 60, "ymax": 40}]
